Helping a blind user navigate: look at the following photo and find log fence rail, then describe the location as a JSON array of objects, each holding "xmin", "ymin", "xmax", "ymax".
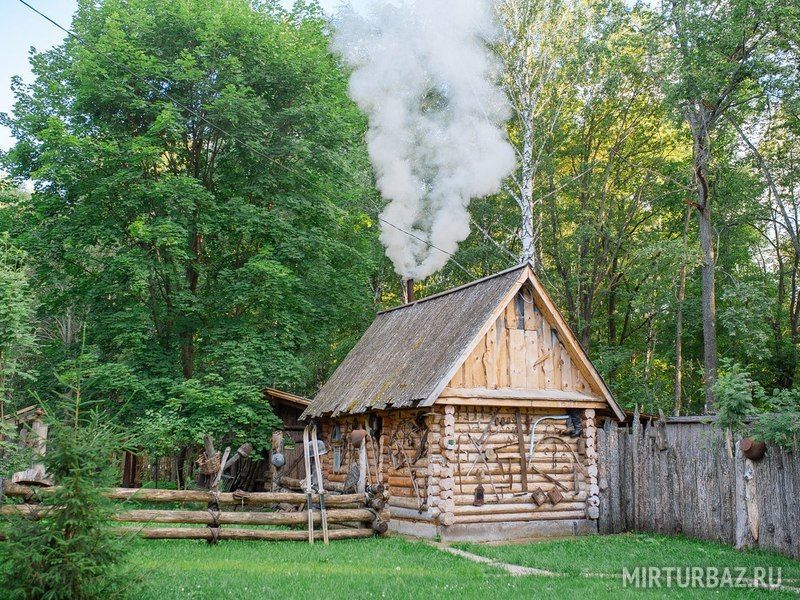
[{"xmin": 0, "ymin": 481, "xmax": 388, "ymax": 543}]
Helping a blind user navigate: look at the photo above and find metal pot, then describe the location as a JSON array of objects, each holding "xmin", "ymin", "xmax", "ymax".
[
  {"xmin": 740, "ymin": 437, "xmax": 766, "ymax": 461},
  {"xmin": 305, "ymin": 439, "xmax": 328, "ymax": 457},
  {"xmin": 349, "ymin": 428, "xmax": 368, "ymax": 447}
]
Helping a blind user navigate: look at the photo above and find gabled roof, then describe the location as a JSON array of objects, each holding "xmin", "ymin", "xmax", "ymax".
[{"xmin": 302, "ymin": 263, "xmax": 623, "ymax": 420}]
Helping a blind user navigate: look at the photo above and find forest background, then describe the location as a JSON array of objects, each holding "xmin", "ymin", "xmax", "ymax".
[{"xmin": 1, "ymin": 0, "xmax": 798, "ymax": 464}]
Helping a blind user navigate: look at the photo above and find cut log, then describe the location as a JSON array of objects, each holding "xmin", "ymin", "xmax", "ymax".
[
  {"xmin": 118, "ymin": 527, "xmax": 374, "ymax": 541},
  {"xmin": 453, "ymin": 501, "xmax": 586, "ymax": 516},
  {"xmin": 2, "ymin": 481, "xmax": 364, "ymax": 507},
  {"xmin": 11, "ymin": 464, "xmax": 51, "ymax": 487},
  {"xmin": 225, "ymin": 443, "xmax": 253, "ymax": 471},
  {"xmin": 264, "ymin": 476, "xmax": 348, "ymax": 493},
  {"xmin": 453, "ymin": 492, "xmax": 587, "ymax": 505},
  {"xmin": 455, "ymin": 510, "xmax": 586, "ymax": 524},
  {"xmin": 0, "ymin": 504, "xmax": 378, "ymax": 526}
]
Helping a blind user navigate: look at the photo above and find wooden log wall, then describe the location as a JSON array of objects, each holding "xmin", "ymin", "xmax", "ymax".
[
  {"xmin": 316, "ymin": 404, "xmax": 600, "ymax": 531},
  {"xmin": 382, "ymin": 410, "xmax": 433, "ymax": 518},
  {"xmin": 597, "ymin": 415, "xmax": 800, "ymax": 559},
  {"xmin": 318, "ymin": 416, "xmax": 383, "ymax": 492},
  {"xmin": 431, "ymin": 405, "xmax": 597, "ymax": 527},
  {"xmin": 448, "ymin": 286, "xmax": 593, "ymax": 394},
  {"xmin": 317, "ymin": 410, "xmax": 433, "ymax": 525}
]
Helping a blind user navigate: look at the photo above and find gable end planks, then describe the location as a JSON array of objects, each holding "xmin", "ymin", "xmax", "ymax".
[{"xmin": 446, "ymin": 284, "xmax": 596, "ymax": 398}]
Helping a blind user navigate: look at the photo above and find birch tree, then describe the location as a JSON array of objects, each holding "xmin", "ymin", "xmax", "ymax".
[{"xmin": 496, "ymin": 0, "xmax": 587, "ymax": 265}]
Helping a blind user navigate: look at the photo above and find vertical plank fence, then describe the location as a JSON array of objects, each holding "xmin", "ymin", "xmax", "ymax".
[{"xmin": 598, "ymin": 414, "xmax": 800, "ymax": 559}]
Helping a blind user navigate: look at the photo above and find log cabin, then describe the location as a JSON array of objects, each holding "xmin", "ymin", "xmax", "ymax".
[{"xmin": 301, "ymin": 263, "xmax": 624, "ymax": 542}]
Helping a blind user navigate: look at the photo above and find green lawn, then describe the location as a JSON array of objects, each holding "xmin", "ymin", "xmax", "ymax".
[
  {"xmin": 455, "ymin": 533, "xmax": 800, "ymax": 579},
  {"xmin": 127, "ymin": 533, "xmax": 799, "ymax": 599}
]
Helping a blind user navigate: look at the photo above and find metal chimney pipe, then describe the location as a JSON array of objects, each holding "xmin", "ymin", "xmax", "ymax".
[{"xmin": 405, "ymin": 278, "xmax": 415, "ymax": 303}]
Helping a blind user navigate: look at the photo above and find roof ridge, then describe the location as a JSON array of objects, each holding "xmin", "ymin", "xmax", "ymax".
[{"xmin": 377, "ymin": 262, "xmax": 528, "ymax": 315}]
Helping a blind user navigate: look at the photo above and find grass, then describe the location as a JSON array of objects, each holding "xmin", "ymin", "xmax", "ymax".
[
  {"xmin": 455, "ymin": 532, "xmax": 800, "ymax": 579},
  {"xmin": 127, "ymin": 533, "xmax": 800, "ymax": 599}
]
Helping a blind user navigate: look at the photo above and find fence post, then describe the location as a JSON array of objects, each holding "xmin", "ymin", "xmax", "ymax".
[
  {"xmin": 734, "ymin": 438, "xmax": 755, "ymax": 550},
  {"xmin": 597, "ymin": 421, "xmax": 607, "ymax": 532},
  {"xmin": 631, "ymin": 406, "xmax": 640, "ymax": 531}
]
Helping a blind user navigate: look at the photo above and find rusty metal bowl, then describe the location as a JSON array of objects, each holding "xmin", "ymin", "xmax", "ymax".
[
  {"xmin": 740, "ymin": 437, "xmax": 766, "ymax": 461},
  {"xmin": 349, "ymin": 428, "xmax": 368, "ymax": 447}
]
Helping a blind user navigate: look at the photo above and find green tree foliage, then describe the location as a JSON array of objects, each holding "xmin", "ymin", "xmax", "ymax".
[
  {"xmin": 424, "ymin": 0, "xmax": 798, "ymax": 417},
  {"xmin": 0, "ymin": 185, "xmax": 37, "ymax": 416},
  {"xmin": 713, "ymin": 359, "xmax": 758, "ymax": 433},
  {"xmin": 2, "ymin": 0, "xmax": 381, "ymax": 458},
  {"xmin": 713, "ymin": 359, "xmax": 800, "ymax": 448},
  {"xmin": 1, "ymin": 0, "xmax": 799, "ymax": 436}
]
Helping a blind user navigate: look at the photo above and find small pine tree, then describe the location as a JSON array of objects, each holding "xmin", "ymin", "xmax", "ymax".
[{"xmin": 0, "ymin": 377, "xmax": 131, "ymax": 598}]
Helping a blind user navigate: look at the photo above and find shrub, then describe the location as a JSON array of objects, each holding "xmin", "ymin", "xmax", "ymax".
[
  {"xmin": 752, "ymin": 388, "xmax": 800, "ymax": 450},
  {"xmin": 0, "ymin": 405, "xmax": 131, "ymax": 599},
  {"xmin": 713, "ymin": 359, "xmax": 757, "ymax": 434},
  {"xmin": 0, "ymin": 419, "xmax": 31, "ymax": 477},
  {"xmin": 714, "ymin": 359, "xmax": 800, "ymax": 450}
]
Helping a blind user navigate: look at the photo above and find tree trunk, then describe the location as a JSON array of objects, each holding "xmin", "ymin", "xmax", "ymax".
[
  {"xmin": 176, "ymin": 446, "xmax": 188, "ymax": 490},
  {"xmin": 790, "ymin": 250, "xmax": 800, "ymax": 387},
  {"xmin": 608, "ymin": 257, "xmax": 618, "ymax": 345},
  {"xmin": 180, "ymin": 217, "xmax": 202, "ymax": 379},
  {"xmin": 0, "ymin": 347, "xmax": 5, "ymax": 420},
  {"xmin": 180, "ymin": 337, "xmax": 194, "ymax": 379},
  {"xmin": 698, "ymin": 203, "xmax": 717, "ymax": 413},
  {"xmin": 518, "ymin": 113, "xmax": 535, "ymax": 264},
  {"xmin": 690, "ymin": 110, "xmax": 718, "ymax": 413},
  {"xmin": 579, "ymin": 287, "xmax": 592, "ymax": 352},
  {"xmin": 674, "ymin": 203, "xmax": 691, "ymax": 415}
]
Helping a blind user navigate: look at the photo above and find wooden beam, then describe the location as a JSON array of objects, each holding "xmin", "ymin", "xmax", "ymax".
[
  {"xmin": 436, "ymin": 398, "xmax": 608, "ymax": 409},
  {"xmin": 0, "ymin": 504, "xmax": 377, "ymax": 527},
  {"xmin": 116, "ymin": 527, "xmax": 374, "ymax": 541},
  {"xmin": 1, "ymin": 481, "xmax": 365, "ymax": 507},
  {"xmin": 439, "ymin": 387, "xmax": 600, "ymax": 402}
]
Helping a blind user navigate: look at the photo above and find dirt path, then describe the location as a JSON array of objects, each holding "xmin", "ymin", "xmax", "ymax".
[{"xmin": 428, "ymin": 541, "xmax": 560, "ymax": 577}]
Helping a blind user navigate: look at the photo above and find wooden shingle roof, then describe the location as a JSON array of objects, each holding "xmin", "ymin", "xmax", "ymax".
[{"xmin": 303, "ymin": 265, "xmax": 528, "ymax": 417}]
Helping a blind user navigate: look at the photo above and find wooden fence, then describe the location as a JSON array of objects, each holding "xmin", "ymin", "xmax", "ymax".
[
  {"xmin": 0, "ymin": 481, "xmax": 388, "ymax": 543},
  {"xmin": 597, "ymin": 414, "xmax": 800, "ymax": 559}
]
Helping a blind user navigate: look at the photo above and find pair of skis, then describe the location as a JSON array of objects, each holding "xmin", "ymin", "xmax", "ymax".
[{"xmin": 302, "ymin": 423, "xmax": 329, "ymax": 545}]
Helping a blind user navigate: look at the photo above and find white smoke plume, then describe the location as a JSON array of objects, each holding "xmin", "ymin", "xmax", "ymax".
[{"xmin": 332, "ymin": 0, "xmax": 516, "ymax": 280}]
